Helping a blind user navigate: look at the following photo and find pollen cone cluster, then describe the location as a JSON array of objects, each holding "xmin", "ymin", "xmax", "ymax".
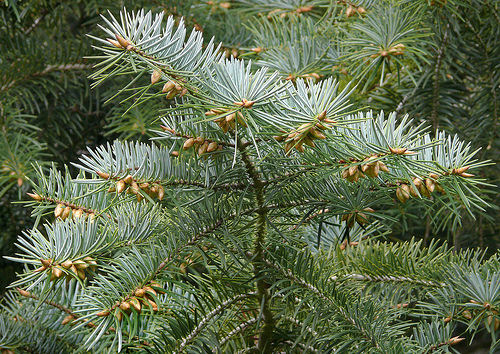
[
  {"xmin": 205, "ymin": 108, "xmax": 247, "ymax": 133},
  {"xmin": 278, "ymin": 111, "xmax": 333, "ymax": 153},
  {"xmin": 162, "ymin": 80, "xmax": 188, "ymax": 99},
  {"xmin": 54, "ymin": 203, "xmax": 95, "ymax": 221},
  {"xmin": 341, "ymin": 207, "xmax": 374, "ymax": 228},
  {"xmin": 342, "ymin": 156, "xmax": 389, "ymax": 182},
  {"xmin": 346, "ymin": 4, "xmax": 366, "ymax": 17},
  {"xmin": 102, "ymin": 173, "xmax": 165, "ymax": 202},
  {"xmin": 183, "ymin": 136, "xmax": 223, "ymax": 156},
  {"xmin": 112, "ymin": 281, "xmax": 166, "ymax": 321},
  {"xmin": 395, "ymin": 173, "xmax": 445, "ymax": 203},
  {"xmin": 450, "ymin": 166, "xmax": 474, "ymax": 178},
  {"xmin": 36, "ymin": 256, "xmax": 97, "ymax": 282}
]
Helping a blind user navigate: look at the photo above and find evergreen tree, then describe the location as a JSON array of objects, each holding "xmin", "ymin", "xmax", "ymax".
[{"xmin": 0, "ymin": 0, "xmax": 498, "ymax": 352}]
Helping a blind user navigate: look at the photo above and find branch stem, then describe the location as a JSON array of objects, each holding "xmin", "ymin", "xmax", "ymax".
[{"xmin": 237, "ymin": 140, "xmax": 274, "ymax": 352}]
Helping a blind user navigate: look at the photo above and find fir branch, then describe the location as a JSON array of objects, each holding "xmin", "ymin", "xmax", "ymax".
[
  {"xmin": 29, "ymin": 194, "xmax": 102, "ymax": 216},
  {"xmin": 237, "ymin": 139, "xmax": 275, "ymax": 352},
  {"xmin": 175, "ymin": 292, "xmax": 256, "ymax": 353},
  {"xmin": 15, "ymin": 288, "xmax": 112, "ymax": 332},
  {"xmin": 430, "ymin": 24, "xmax": 449, "ymax": 132},
  {"xmin": 0, "ymin": 63, "xmax": 91, "ymax": 93},
  {"xmin": 16, "ymin": 288, "xmax": 74, "ymax": 316},
  {"xmin": 329, "ymin": 274, "xmax": 445, "ymax": 287},
  {"xmin": 215, "ymin": 317, "xmax": 257, "ymax": 350}
]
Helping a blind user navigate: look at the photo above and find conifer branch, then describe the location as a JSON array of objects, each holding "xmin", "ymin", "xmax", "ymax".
[
  {"xmin": 0, "ymin": 63, "xmax": 91, "ymax": 93},
  {"xmin": 329, "ymin": 274, "xmax": 445, "ymax": 287},
  {"xmin": 175, "ymin": 292, "xmax": 256, "ymax": 353},
  {"xmin": 430, "ymin": 25, "xmax": 449, "ymax": 132},
  {"xmin": 237, "ymin": 140, "xmax": 275, "ymax": 352},
  {"xmin": 215, "ymin": 317, "xmax": 257, "ymax": 350}
]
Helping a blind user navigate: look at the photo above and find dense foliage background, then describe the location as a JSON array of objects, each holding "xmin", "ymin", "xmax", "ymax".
[{"xmin": 0, "ymin": 0, "xmax": 498, "ymax": 352}]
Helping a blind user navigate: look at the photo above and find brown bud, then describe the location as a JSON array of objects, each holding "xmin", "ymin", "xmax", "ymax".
[
  {"xmin": 77, "ymin": 268, "xmax": 86, "ymax": 280},
  {"xmin": 143, "ymin": 286, "xmax": 157, "ymax": 297},
  {"xmin": 97, "ymin": 310, "xmax": 110, "ymax": 317},
  {"xmin": 119, "ymin": 301, "xmax": 131, "ymax": 311},
  {"xmin": 107, "ymin": 38, "xmax": 122, "ymax": 48},
  {"xmin": 162, "ymin": 81, "xmax": 176, "ymax": 93},
  {"xmin": 73, "ymin": 209, "xmax": 84, "ymax": 219},
  {"xmin": 54, "ymin": 204, "xmax": 64, "ymax": 218},
  {"xmin": 157, "ymin": 185, "xmax": 165, "ymax": 201},
  {"xmin": 145, "ymin": 297, "xmax": 158, "ymax": 311},
  {"xmin": 183, "ymin": 138, "xmax": 195, "ymax": 150},
  {"xmin": 61, "ymin": 260, "xmax": 73, "ymax": 269},
  {"xmin": 284, "ymin": 141, "xmax": 295, "ymax": 154},
  {"xmin": 96, "ymin": 171, "xmax": 110, "ymax": 179},
  {"xmin": 122, "ymin": 175, "xmax": 133, "ymax": 184},
  {"xmin": 52, "ymin": 267, "xmax": 63, "ymax": 279},
  {"xmin": 61, "ymin": 206, "xmax": 70, "ymax": 220},
  {"xmin": 129, "ymin": 297, "xmax": 142, "ymax": 312},
  {"xmin": 389, "ymin": 147, "xmax": 407, "ymax": 155},
  {"xmin": 207, "ymin": 141, "xmax": 218, "ymax": 152},
  {"xmin": 346, "ymin": 5, "xmax": 355, "ymax": 17},
  {"xmin": 27, "ymin": 192, "xmax": 42, "ymax": 201},
  {"xmin": 61, "ymin": 315, "xmax": 74, "ymax": 325},
  {"xmin": 70, "ymin": 264, "xmax": 78, "ymax": 277},
  {"xmin": 116, "ymin": 180, "xmax": 126, "ymax": 194},
  {"xmin": 460, "ymin": 173, "xmax": 474, "ymax": 178},
  {"xmin": 17, "ymin": 288, "xmax": 30, "ymax": 297},
  {"xmin": 115, "ymin": 310, "xmax": 123, "ymax": 322},
  {"xmin": 378, "ymin": 161, "xmax": 389, "ymax": 173},
  {"xmin": 425, "ymin": 178, "xmax": 435, "ymax": 193},
  {"xmin": 449, "ymin": 336, "xmax": 465, "ymax": 346},
  {"xmin": 151, "ymin": 70, "xmax": 162, "ymax": 85},
  {"xmin": 41, "ymin": 259, "xmax": 52, "ymax": 268},
  {"xmin": 166, "ymin": 89, "xmax": 177, "ymax": 100},
  {"xmin": 454, "ymin": 166, "xmax": 470, "ymax": 174},
  {"xmin": 396, "ymin": 184, "xmax": 410, "ymax": 203},
  {"xmin": 302, "ymin": 137, "xmax": 315, "ymax": 148},
  {"xmin": 135, "ymin": 288, "xmax": 146, "ymax": 297},
  {"xmin": 73, "ymin": 260, "xmax": 89, "ymax": 270},
  {"xmin": 356, "ymin": 213, "xmax": 368, "ymax": 225},
  {"xmin": 130, "ymin": 181, "xmax": 140, "ymax": 194},
  {"xmin": 194, "ymin": 137, "xmax": 205, "ymax": 145},
  {"xmin": 84, "ymin": 257, "xmax": 98, "ymax": 270},
  {"xmin": 115, "ymin": 34, "xmax": 130, "ymax": 48},
  {"xmin": 309, "ymin": 128, "xmax": 326, "ymax": 139},
  {"xmin": 198, "ymin": 141, "xmax": 209, "ymax": 155}
]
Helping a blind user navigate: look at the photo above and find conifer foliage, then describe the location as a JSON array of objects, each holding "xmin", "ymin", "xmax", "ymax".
[{"xmin": 1, "ymin": 1, "xmax": 499, "ymax": 353}]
